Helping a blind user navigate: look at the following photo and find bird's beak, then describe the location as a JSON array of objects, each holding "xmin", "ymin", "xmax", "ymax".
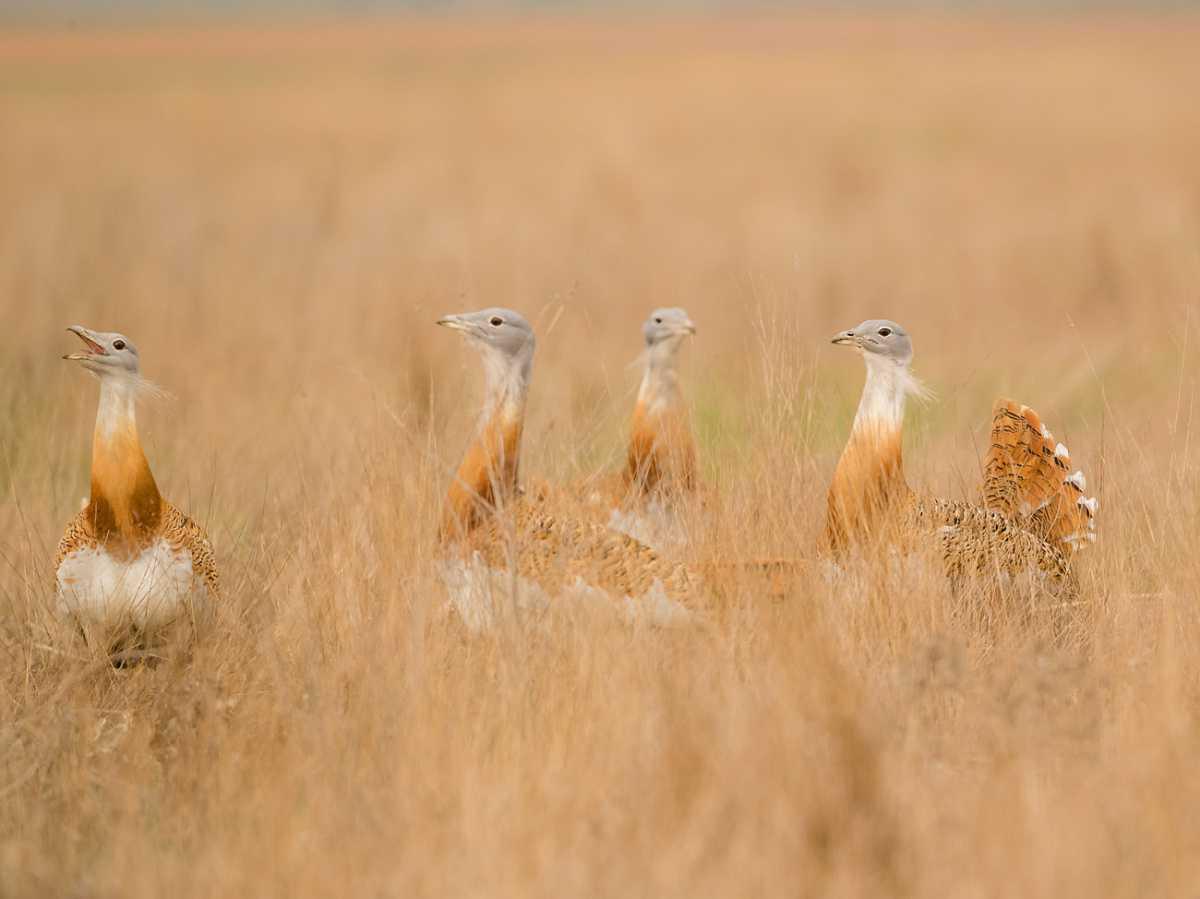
[
  {"xmin": 831, "ymin": 329, "xmax": 858, "ymax": 347},
  {"xmin": 63, "ymin": 325, "xmax": 106, "ymax": 361},
  {"xmin": 437, "ymin": 314, "xmax": 472, "ymax": 334},
  {"xmin": 661, "ymin": 319, "xmax": 696, "ymax": 339}
]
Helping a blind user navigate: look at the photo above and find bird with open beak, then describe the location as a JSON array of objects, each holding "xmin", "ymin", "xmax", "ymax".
[{"xmin": 54, "ymin": 325, "xmax": 219, "ymax": 661}]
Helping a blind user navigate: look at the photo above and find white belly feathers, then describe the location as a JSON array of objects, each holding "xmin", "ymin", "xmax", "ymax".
[{"xmin": 56, "ymin": 538, "xmax": 207, "ymax": 633}]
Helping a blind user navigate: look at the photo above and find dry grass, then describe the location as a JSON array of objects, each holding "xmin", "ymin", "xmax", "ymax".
[{"xmin": 2, "ymin": 13, "xmax": 1200, "ymax": 896}]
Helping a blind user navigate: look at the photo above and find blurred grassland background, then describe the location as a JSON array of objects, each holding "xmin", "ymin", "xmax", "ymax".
[{"xmin": 2, "ymin": 12, "xmax": 1200, "ymax": 897}]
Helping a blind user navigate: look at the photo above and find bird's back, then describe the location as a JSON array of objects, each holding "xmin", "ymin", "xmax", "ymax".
[
  {"xmin": 455, "ymin": 492, "xmax": 698, "ymax": 606},
  {"xmin": 907, "ymin": 494, "xmax": 1072, "ymax": 587}
]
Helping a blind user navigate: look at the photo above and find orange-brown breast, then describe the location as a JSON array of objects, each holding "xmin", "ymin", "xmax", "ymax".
[
  {"xmin": 442, "ymin": 412, "xmax": 524, "ymax": 540},
  {"xmin": 88, "ymin": 422, "xmax": 163, "ymax": 557},
  {"xmin": 625, "ymin": 401, "xmax": 697, "ymax": 498},
  {"xmin": 824, "ymin": 425, "xmax": 909, "ymax": 554}
]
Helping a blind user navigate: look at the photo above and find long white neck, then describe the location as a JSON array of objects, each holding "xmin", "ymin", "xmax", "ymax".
[
  {"xmin": 478, "ymin": 345, "xmax": 532, "ymax": 426},
  {"xmin": 851, "ymin": 354, "xmax": 916, "ymax": 438},
  {"xmin": 637, "ymin": 341, "xmax": 684, "ymax": 416},
  {"xmin": 95, "ymin": 376, "xmax": 139, "ymax": 441}
]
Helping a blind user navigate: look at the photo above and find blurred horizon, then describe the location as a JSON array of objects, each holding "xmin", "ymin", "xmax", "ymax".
[{"xmin": 4, "ymin": 0, "xmax": 1200, "ymax": 28}]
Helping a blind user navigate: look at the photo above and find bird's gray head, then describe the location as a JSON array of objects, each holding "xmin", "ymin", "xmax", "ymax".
[
  {"xmin": 438, "ymin": 307, "xmax": 534, "ymax": 357},
  {"xmin": 63, "ymin": 325, "xmax": 141, "ymax": 379},
  {"xmin": 438, "ymin": 307, "xmax": 536, "ymax": 393},
  {"xmin": 831, "ymin": 319, "xmax": 913, "ymax": 367},
  {"xmin": 642, "ymin": 307, "xmax": 696, "ymax": 348}
]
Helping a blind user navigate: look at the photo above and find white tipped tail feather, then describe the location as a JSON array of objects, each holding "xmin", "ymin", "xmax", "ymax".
[{"xmin": 983, "ymin": 399, "xmax": 1099, "ymax": 554}]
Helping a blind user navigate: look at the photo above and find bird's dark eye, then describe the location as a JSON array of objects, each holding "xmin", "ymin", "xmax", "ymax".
[
  {"xmin": 654, "ymin": 317, "xmax": 663, "ymax": 324},
  {"xmin": 113, "ymin": 339, "xmax": 126, "ymax": 350},
  {"xmin": 489, "ymin": 316, "xmax": 503, "ymax": 327},
  {"xmin": 877, "ymin": 328, "xmax": 891, "ymax": 337}
]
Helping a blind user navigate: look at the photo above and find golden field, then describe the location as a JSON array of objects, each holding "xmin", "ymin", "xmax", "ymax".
[{"xmin": 2, "ymin": 13, "xmax": 1200, "ymax": 896}]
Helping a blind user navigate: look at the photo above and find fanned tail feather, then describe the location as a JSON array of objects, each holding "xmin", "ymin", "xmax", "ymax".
[{"xmin": 982, "ymin": 399, "xmax": 1097, "ymax": 554}]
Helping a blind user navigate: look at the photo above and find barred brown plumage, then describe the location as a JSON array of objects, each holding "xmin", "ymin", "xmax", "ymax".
[
  {"xmin": 461, "ymin": 499, "xmax": 698, "ymax": 602},
  {"xmin": 55, "ymin": 502, "xmax": 220, "ymax": 598},
  {"xmin": 826, "ymin": 319, "xmax": 1097, "ymax": 589}
]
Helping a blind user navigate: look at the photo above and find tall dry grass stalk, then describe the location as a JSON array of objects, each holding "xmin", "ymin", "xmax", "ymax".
[{"xmin": 1, "ymin": 14, "xmax": 1200, "ymax": 896}]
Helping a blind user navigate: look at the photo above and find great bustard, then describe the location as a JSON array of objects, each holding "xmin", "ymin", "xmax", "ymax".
[
  {"xmin": 55, "ymin": 326, "xmax": 219, "ymax": 651},
  {"xmin": 624, "ymin": 307, "xmax": 698, "ymax": 498},
  {"xmin": 598, "ymin": 307, "xmax": 701, "ymax": 548},
  {"xmin": 436, "ymin": 308, "xmax": 698, "ymax": 628},
  {"xmin": 825, "ymin": 319, "xmax": 1097, "ymax": 588}
]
